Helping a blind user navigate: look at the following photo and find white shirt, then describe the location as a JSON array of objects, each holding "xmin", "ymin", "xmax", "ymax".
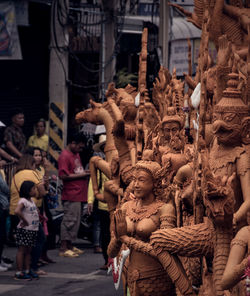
[{"xmin": 17, "ymin": 198, "xmax": 39, "ymax": 231}]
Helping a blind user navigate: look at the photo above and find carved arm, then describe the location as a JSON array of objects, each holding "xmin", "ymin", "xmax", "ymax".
[
  {"xmin": 120, "ymin": 235, "xmax": 157, "ymax": 258},
  {"xmin": 221, "ymin": 226, "xmax": 249, "ymax": 290},
  {"xmin": 89, "ymin": 156, "xmax": 111, "ymax": 197},
  {"xmin": 234, "ymin": 152, "xmax": 250, "ymax": 225}
]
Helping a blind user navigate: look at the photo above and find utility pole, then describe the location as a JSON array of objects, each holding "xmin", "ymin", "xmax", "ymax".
[
  {"xmin": 159, "ymin": 0, "xmax": 170, "ymax": 68},
  {"xmin": 100, "ymin": 0, "xmax": 117, "ymax": 101},
  {"xmin": 48, "ymin": 0, "xmax": 69, "ymax": 170}
]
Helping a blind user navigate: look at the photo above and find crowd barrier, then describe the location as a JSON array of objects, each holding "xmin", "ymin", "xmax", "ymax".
[{"xmin": 3, "ymin": 162, "xmax": 16, "ymax": 186}]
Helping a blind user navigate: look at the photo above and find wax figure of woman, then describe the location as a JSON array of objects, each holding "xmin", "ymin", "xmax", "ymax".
[
  {"xmin": 112, "ymin": 160, "xmax": 177, "ymax": 296},
  {"xmin": 221, "ymin": 212, "xmax": 250, "ymax": 292}
]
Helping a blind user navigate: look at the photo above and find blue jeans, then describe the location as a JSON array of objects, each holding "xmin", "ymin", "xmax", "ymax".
[
  {"xmin": 0, "ymin": 208, "xmax": 7, "ymax": 260},
  {"xmin": 31, "ymin": 224, "xmax": 46, "ymax": 271},
  {"xmin": 92, "ymin": 208, "xmax": 101, "ymax": 247}
]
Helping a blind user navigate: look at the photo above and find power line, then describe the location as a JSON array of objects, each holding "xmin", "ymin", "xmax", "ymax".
[{"xmin": 51, "ymin": 0, "xmax": 132, "ymax": 91}]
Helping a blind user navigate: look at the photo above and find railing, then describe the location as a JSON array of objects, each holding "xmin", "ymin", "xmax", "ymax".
[{"xmin": 3, "ymin": 162, "xmax": 16, "ymax": 186}]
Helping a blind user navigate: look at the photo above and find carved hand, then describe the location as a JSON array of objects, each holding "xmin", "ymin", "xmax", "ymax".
[
  {"xmin": 217, "ymin": 35, "xmax": 232, "ymax": 67},
  {"xmin": 114, "ymin": 209, "xmax": 127, "ymax": 239}
]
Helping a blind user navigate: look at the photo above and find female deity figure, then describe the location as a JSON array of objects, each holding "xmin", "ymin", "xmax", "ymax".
[
  {"xmin": 109, "ymin": 160, "xmax": 177, "ymax": 296},
  {"xmin": 221, "ymin": 213, "xmax": 250, "ymax": 293}
]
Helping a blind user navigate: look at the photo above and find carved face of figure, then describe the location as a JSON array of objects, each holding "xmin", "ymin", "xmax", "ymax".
[
  {"xmin": 161, "ymin": 121, "xmax": 184, "ymax": 152},
  {"xmin": 162, "ymin": 122, "xmax": 180, "ymax": 141},
  {"xmin": 212, "ymin": 112, "xmax": 241, "ymax": 145},
  {"xmin": 134, "ymin": 169, "xmax": 154, "ymax": 200}
]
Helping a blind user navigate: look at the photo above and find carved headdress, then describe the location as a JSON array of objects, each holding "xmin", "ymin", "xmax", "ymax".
[
  {"xmin": 135, "ymin": 160, "xmax": 161, "ymax": 180},
  {"xmin": 213, "ymin": 73, "xmax": 249, "ymax": 146},
  {"xmin": 161, "ymin": 106, "xmax": 184, "ymax": 128},
  {"xmin": 214, "ymin": 73, "xmax": 248, "ymax": 117}
]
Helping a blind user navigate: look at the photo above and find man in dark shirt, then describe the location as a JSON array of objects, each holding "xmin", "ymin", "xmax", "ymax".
[{"xmin": 4, "ymin": 108, "xmax": 26, "ymax": 159}]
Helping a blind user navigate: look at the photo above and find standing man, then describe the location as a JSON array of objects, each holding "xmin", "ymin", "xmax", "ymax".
[
  {"xmin": 27, "ymin": 118, "xmax": 49, "ymax": 152},
  {"xmin": 4, "ymin": 108, "xmax": 26, "ymax": 159},
  {"xmin": 58, "ymin": 133, "xmax": 89, "ymax": 257}
]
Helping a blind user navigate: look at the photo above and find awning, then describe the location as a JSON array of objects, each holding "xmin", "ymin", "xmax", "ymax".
[{"xmin": 121, "ymin": 16, "xmax": 201, "ymax": 41}]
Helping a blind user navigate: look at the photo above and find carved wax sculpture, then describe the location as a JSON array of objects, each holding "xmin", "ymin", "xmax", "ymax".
[
  {"xmin": 136, "ymin": 28, "xmax": 149, "ymax": 160},
  {"xmin": 152, "ymin": 66, "xmax": 172, "ymax": 120},
  {"xmin": 76, "ymin": 5, "xmax": 250, "ymax": 294},
  {"xmin": 221, "ymin": 223, "xmax": 250, "ymax": 292},
  {"xmin": 106, "ymin": 86, "xmax": 136, "ymax": 187},
  {"xmin": 150, "ymin": 156, "xmax": 236, "ymax": 296},
  {"xmin": 155, "ymin": 106, "xmax": 186, "ymax": 170},
  {"xmin": 108, "ymin": 160, "xmax": 177, "ymax": 296},
  {"xmin": 221, "ymin": 213, "xmax": 250, "ymax": 294},
  {"xmin": 136, "ymin": 98, "xmax": 161, "ymax": 161},
  {"xmin": 170, "ymin": 0, "xmax": 249, "ymax": 52},
  {"xmin": 107, "ymin": 84, "xmax": 138, "ymax": 167},
  {"xmin": 138, "ymin": 28, "xmax": 148, "ymax": 93},
  {"xmin": 173, "ymin": 144, "xmax": 195, "ymax": 228},
  {"xmin": 210, "ymin": 72, "xmax": 250, "ymax": 228},
  {"xmin": 151, "ymin": 67, "xmax": 186, "ymax": 169},
  {"xmin": 150, "ymin": 72, "xmax": 250, "ymax": 296},
  {"xmin": 171, "ymin": 145, "xmax": 204, "ymax": 289},
  {"xmin": 75, "ymin": 99, "xmax": 118, "ymax": 164},
  {"xmin": 75, "ymin": 99, "xmax": 118, "ymax": 204}
]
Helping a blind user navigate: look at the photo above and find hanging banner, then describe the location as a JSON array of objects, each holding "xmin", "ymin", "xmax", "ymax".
[{"xmin": 0, "ymin": 1, "xmax": 22, "ymax": 60}]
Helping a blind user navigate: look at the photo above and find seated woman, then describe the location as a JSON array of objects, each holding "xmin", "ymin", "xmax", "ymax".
[{"xmin": 110, "ymin": 160, "xmax": 177, "ymax": 296}]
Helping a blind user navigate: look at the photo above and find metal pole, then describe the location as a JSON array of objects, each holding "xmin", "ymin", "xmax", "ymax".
[
  {"xmin": 101, "ymin": 0, "xmax": 116, "ymax": 93},
  {"xmin": 100, "ymin": 13, "xmax": 105, "ymax": 102},
  {"xmin": 159, "ymin": 0, "xmax": 169, "ymax": 68}
]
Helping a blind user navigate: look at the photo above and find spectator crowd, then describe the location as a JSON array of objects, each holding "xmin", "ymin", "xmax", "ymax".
[{"xmin": 0, "ymin": 108, "xmax": 110, "ymax": 281}]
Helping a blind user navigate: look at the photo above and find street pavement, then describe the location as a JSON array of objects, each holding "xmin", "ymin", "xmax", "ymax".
[{"xmin": 0, "ymin": 240, "xmax": 124, "ymax": 296}]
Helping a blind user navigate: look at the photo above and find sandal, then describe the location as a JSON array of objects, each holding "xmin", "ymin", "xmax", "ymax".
[
  {"xmin": 40, "ymin": 256, "xmax": 56, "ymax": 264},
  {"xmin": 72, "ymin": 247, "xmax": 84, "ymax": 255},
  {"xmin": 36, "ymin": 269, "xmax": 47, "ymax": 276},
  {"xmin": 39, "ymin": 259, "xmax": 49, "ymax": 265},
  {"xmin": 59, "ymin": 250, "xmax": 79, "ymax": 258}
]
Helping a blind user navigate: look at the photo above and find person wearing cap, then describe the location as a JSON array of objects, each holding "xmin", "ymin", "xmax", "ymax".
[
  {"xmin": 4, "ymin": 108, "xmax": 26, "ymax": 159},
  {"xmin": 27, "ymin": 119, "xmax": 48, "ymax": 153}
]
